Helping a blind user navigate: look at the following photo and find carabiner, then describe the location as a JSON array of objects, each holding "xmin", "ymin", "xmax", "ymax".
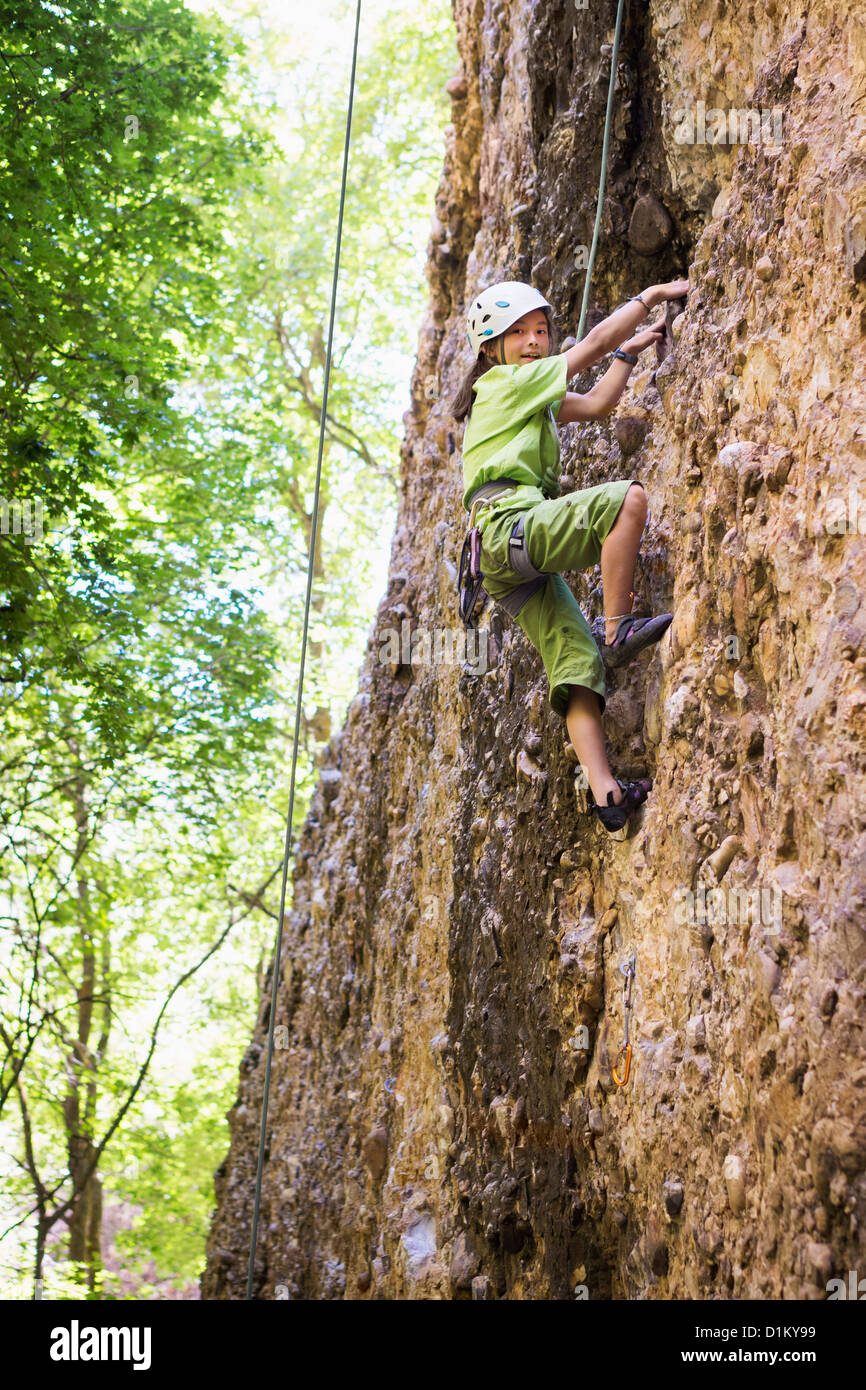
[{"xmin": 612, "ymin": 1042, "xmax": 632, "ymax": 1087}]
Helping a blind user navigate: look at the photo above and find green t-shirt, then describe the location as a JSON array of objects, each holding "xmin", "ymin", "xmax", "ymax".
[{"xmin": 461, "ymin": 353, "xmax": 569, "ymax": 511}]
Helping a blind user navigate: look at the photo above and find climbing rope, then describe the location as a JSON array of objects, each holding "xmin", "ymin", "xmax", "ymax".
[
  {"xmin": 246, "ymin": 0, "xmax": 363, "ymax": 1301},
  {"xmin": 585, "ymin": 2, "xmax": 640, "ymax": 1081},
  {"xmin": 612, "ymin": 953, "xmax": 635, "ymax": 1086},
  {"xmin": 576, "ymin": 0, "xmax": 628, "ymax": 342}
]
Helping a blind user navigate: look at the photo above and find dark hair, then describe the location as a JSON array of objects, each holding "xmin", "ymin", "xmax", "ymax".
[{"xmin": 447, "ymin": 307, "xmax": 560, "ymax": 422}]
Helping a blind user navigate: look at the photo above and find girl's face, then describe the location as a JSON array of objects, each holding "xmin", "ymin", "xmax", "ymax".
[{"xmin": 485, "ymin": 312, "xmax": 549, "ymax": 366}]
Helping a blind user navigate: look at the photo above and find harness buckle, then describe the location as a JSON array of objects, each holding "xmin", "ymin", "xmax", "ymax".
[{"xmin": 508, "ymin": 513, "xmax": 547, "ymax": 581}]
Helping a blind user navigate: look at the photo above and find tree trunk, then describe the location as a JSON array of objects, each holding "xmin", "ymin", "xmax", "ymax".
[{"xmin": 61, "ymin": 760, "xmax": 111, "ymax": 1293}]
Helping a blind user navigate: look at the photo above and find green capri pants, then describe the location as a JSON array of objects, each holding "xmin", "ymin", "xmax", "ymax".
[{"xmin": 476, "ymin": 479, "xmax": 638, "ymax": 718}]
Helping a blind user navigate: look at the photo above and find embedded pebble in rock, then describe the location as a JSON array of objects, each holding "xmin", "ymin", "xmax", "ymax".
[
  {"xmin": 663, "ymin": 1181, "xmax": 684, "ymax": 1218},
  {"xmin": 723, "ymin": 1155, "xmax": 747, "ymax": 1215},
  {"xmin": 361, "ymin": 1127, "xmax": 388, "ymax": 1182},
  {"xmin": 805, "ymin": 1242, "xmax": 834, "ymax": 1286},
  {"xmin": 401, "ymin": 1213, "xmax": 437, "ymax": 1279},
  {"xmin": 627, "ymin": 194, "xmax": 675, "ymax": 255},
  {"xmin": 686, "ymin": 1015, "xmax": 707, "ymax": 1051},
  {"xmin": 706, "ymin": 834, "xmax": 741, "ymax": 882},
  {"xmin": 515, "ymin": 749, "xmax": 544, "ymax": 782},
  {"xmin": 613, "ymin": 414, "xmax": 649, "ymax": 457},
  {"xmin": 320, "ymin": 769, "xmax": 342, "ymax": 802},
  {"xmin": 203, "ymin": 0, "xmax": 866, "ymax": 1302},
  {"xmin": 449, "ymin": 1231, "xmax": 481, "ymax": 1291}
]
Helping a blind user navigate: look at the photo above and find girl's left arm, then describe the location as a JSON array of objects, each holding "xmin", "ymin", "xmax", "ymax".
[{"xmin": 556, "ymin": 325, "xmax": 665, "ymax": 422}]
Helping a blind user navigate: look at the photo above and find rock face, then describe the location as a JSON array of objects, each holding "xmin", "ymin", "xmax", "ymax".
[{"xmin": 202, "ymin": 0, "xmax": 866, "ymax": 1300}]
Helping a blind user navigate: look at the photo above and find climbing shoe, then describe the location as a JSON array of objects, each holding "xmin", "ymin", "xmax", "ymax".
[
  {"xmin": 587, "ymin": 777, "xmax": 653, "ymax": 836},
  {"xmin": 591, "ymin": 612, "xmax": 673, "ymax": 669}
]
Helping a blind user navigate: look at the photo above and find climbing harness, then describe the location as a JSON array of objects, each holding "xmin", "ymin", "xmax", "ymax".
[
  {"xmin": 612, "ymin": 953, "xmax": 636, "ymax": 1086},
  {"xmin": 458, "ymin": 479, "xmax": 551, "ymax": 627},
  {"xmin": 246, "ymin": 0, "xmax": 363, "ymax": 1301},
  {"xmin": 500, "ymin": 513, "xmax": 550, "ymax": 615}
]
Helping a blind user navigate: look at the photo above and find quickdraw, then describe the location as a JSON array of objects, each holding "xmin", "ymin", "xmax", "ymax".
[
  {"xmin": 457, "ymin": 524, "xmax": 485, "ymax": 628},
  {"xmin": 612, "ymin": 953, "xmax": 636, "ymax": 1087}
]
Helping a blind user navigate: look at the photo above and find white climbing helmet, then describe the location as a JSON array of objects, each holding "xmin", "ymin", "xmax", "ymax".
[{"xmin": 465, "ymin": 280, "xmax": 553, "ymax": 361}]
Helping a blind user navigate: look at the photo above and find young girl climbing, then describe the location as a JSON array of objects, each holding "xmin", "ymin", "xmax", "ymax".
[{"xmin": 451, "ymin": 277, "xmax": 689, "ymax": 835}]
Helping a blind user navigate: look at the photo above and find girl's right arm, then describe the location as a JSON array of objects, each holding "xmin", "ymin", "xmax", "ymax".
[{"xmin": 562, "ymin": 278, "xmax": 689, "ymax": 378}]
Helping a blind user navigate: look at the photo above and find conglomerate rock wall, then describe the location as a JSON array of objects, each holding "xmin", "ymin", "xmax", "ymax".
[{"xmin": 203, "ymin": 0, "xmax": 866, "ymax": 1299}]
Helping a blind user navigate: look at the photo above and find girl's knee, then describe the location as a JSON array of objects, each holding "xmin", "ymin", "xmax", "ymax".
[
  {"xmin": 625, "ymin": 482, "xmax": 647, "ymax": 517},
  {"xmin": 566, "ymin": 682, "xmax": 604, "ymax": 717},
  {"xmin": 604, "ymin": 483, "xmax": 647, "ymax": 540}
]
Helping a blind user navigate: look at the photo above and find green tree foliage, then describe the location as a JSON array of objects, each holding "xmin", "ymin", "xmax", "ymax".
[{"xmin": 0, "ymin": 0, "xmax": 276, "ymax": 721}]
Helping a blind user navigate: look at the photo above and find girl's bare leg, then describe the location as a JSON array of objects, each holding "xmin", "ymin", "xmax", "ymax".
[
  {"xmin": 566, "ymin": 685, "xmax": 621, "ymax": 805},
  {"xmin": 601, "ymin": 483, "xmax": 647, "ymax": 642},
  {"xmin": 567, "ymin": 485, "xmax": 649, "ymax": 805}
]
